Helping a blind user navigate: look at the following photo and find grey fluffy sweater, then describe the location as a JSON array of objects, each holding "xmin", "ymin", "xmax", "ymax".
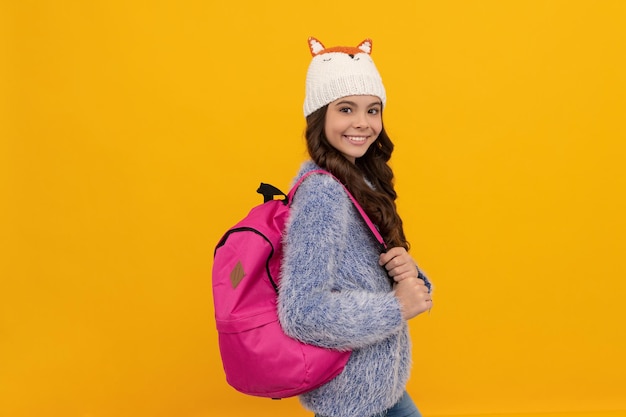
[{"xmin": 278, "ymin": 161, "xmax": 415, "ymax": 417}]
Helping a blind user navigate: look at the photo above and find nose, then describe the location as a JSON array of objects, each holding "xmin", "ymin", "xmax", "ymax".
[{"xmin": 352, "ymin": 112, "xmax": 369, "ymax": 129}]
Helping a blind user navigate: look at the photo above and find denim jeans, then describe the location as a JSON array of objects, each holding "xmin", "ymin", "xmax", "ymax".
[{"xmin": 314, "ymin": 391, "xmax": 422, "ymax": 417}]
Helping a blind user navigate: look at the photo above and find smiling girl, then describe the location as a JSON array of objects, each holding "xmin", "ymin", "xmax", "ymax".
[{"xmin": 277, "ymin": 37, "xmax": 433, "ymax": 417}]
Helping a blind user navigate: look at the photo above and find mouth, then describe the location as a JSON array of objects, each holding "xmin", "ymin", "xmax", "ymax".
[{"xmin": 344, "ymin": 135, "xmax": 369, "ymax": 144}]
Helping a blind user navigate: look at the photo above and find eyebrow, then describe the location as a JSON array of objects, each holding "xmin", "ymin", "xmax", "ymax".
[{"xmin": 333, "ymin": 99, "xmax": 382, "ymax": 108}]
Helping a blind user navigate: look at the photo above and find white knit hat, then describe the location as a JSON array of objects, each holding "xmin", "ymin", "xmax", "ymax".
[{"xmin": 303, "ymin": 37, "xmax": 387, "ymax": 117}]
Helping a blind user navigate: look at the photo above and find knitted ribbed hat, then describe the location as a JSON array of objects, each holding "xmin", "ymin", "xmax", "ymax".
[{"xmin": 303, "ymin": 37, "xmax": 387, "ymax": 117}]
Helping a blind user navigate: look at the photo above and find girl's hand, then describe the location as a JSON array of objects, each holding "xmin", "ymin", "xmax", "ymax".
[
  {"xmin": 393, "ymin": 277, "xmax": 432, "ymax": 320},
  {"xmin": 379, "ymin": 247, "xmax": 418, "ymax": 283},
  {"xmin": 380, "ymin": 247, "xmax": 433, "ymax": 319}
]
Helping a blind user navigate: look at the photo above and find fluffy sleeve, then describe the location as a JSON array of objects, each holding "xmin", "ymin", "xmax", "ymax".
[{"xmin": 277, "ymin": 174, "xmax": 405, "ymax": 350}]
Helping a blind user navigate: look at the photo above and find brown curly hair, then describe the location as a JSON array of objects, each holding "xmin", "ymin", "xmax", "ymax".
[{"xmin": 305, "ymin": 105, "xmax": 409, "ymax": 250}]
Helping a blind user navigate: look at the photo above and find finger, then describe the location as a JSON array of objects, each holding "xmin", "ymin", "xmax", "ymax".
[
  {"xmin": 385, "ymin": 261, "xmax": 408, "ymax": 275},
  {"xmin": 393, "ymin": 276, "xmax": 417, "ymax": 289},
  {"xmin": 420, "ymin": 294, "xmax": 434, "ymax": 306},
  {"xmin": 392, "ymin": 273, "xmax": 412, "ymax": 283},
  {"xmin": 382, "ymin": 254, "xmax": 412, "ymax": 273},
  {"xmin": 378, "ymin": 247, "xmax": 407, "ymax": 266},
  {"xmin": 390, "ymin": 266, "xmax": 418, "ymax": 282},
  {"xmin": 422, "ymin": 299, "xmax": 434, "ymax": 315},
  {"xmin": 396, "ymin": 277, "xmax": 424, "ymax": 291}
]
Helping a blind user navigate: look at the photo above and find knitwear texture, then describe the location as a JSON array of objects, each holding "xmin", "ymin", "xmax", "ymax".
[
  {"xmin": 278, "ymin": 161, "xmax": 412, "ymax": 417},
  {"xmin": 304, "ymin": 37, "xmax": 387, "ymax": 117}
]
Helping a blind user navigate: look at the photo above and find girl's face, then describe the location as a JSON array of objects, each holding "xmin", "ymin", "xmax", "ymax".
[{"xmin": 324, "ymin": 95, "xmax": 382, "ymax": 164}]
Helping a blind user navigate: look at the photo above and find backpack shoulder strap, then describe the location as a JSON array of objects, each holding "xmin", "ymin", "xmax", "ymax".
[{"xmin": 288, "ymin": 169, "xmax": 387, "ymax": 251}]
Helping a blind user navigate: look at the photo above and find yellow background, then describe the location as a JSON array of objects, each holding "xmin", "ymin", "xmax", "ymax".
[{"xmin": 1, "ymin": 1, "xmax": 625, "ymax": 416}]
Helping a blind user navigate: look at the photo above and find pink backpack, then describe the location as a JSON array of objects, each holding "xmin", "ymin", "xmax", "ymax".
[{"xmin": 212, "ymin": 170, "xmax": 386, "ymax": 399}]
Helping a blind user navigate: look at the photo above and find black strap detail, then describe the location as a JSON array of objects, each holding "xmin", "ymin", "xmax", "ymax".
[{"xmin": 257, "ymin": 183, "xmax": 288, "ymax": 204}]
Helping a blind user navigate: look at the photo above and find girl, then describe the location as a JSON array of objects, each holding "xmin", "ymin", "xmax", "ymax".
[{"xmin": 278, "ymin": 37, "xmax": 433, "ymax": 417}]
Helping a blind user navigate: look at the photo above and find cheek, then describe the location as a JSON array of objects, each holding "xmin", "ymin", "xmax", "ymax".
[
  {"xmin": 372, "ymin": 119, "xmax": 383, "ymax": 134},
  {"xmin": 324, "ymin": 115, "xmax": 335, "ymax": 133},
  {"xmin": 323, "ymin": 120, "xmax": 331, "ymax": 138},
  {"xmin": 325, "ymin": 117, "xmax": 347, "ymax": 135}
]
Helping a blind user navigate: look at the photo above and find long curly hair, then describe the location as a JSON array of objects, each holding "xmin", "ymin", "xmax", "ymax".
[{"xmin": 305, "ymin": 105, "xmax": 409, "ymax": 250}]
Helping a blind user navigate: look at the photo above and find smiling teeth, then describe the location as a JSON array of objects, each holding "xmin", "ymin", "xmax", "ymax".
[{"xmin": 346, "ymin": 136, "xmax": 367, "ymax": 142}]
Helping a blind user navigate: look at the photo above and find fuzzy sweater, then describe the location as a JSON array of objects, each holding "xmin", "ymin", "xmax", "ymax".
[{"xmin": 278, "ymin": 161, "xmax": 420, "ymax": 417}]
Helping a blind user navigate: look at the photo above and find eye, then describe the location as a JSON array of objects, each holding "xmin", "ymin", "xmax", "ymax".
[
  {"xmin": 339, "ymin": 107, "xmax": 352, "ymax": 113},
  {"xmin": 323, "ymin": 58, "xmax": 332, "ymax": 62},
  {"xmin": 368, "ymin": 108, "xmax": 380, "ymax": 115}
]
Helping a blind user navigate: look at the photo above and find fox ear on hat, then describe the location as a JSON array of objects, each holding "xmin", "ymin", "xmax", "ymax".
[
  {"xmin": 308, "ymin": 37, "xmax": 373, "ymax": 56},
  {"xmin": 308, "ymin": 37, "xmax": 325, "ymax": 56},
  {"xmin": 357, "ymin": 39, "xmax": 372, "ymax": 54}
]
